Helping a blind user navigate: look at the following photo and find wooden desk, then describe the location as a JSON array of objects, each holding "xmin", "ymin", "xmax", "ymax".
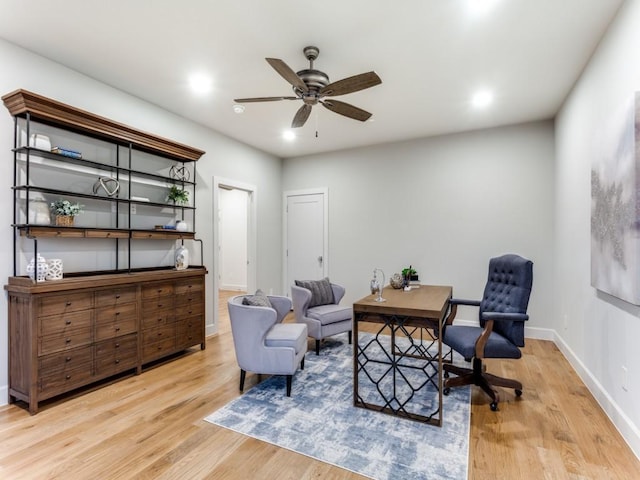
[{"xmin": 353, "ymin": 285, "xmax": 452, "ymax": 426}]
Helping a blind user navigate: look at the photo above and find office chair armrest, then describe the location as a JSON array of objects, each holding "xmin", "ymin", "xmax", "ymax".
[
  {"xmin": 481, "ymin": 312, "xmax": 529, "ymax": 322},
  {"xmin": 450, "ymin": 298, "xmax": 481, "ymax": 307},
  {"xmin": 445, "ymin": 298, "xmax": 481, "ymax": 325}
]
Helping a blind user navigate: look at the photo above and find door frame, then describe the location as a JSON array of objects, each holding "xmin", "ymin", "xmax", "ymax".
[
  {"xmin": 213, "ymin": 177, "xmax": 257, "ymax": 333},
  {"xmin": 282, "ymin": 187, "xmax": 329, "ymax": 296}
]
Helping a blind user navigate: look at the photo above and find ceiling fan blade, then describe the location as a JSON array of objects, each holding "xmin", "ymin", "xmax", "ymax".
[
  {"xmin": 319, "ymin": 71, "xmax": 382, "ymax": 97},
  {"xmin": 292, "ymin": 104, "xmax": 312, "ymax": 128},
  {"xmin": 234, "ymin": 96, "xmax": 299, "ymax": 103},
  {"xmin": 321, "ymin": 99, "xmax": 372, "ymax": 122},
  {"xmin": 266, "ymin": 58, "xmax": 309, "ymax": 93}
]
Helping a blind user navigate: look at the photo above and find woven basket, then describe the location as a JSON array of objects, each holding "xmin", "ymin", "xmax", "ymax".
[{"xmin": 55, "ymin": 215, "xmax": 74, "ymax": 227}]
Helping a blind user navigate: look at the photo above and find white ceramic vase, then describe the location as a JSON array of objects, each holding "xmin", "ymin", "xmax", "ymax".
[
  {"xmin": 175, "ymin": 245, "xmax": 189, "ymax": 270},
  {"xmin": 175, "ymin": 220, "xmax": 188, "ymax": 232}
]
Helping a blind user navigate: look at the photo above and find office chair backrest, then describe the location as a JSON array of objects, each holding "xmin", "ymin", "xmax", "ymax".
[{"xmin": 480, "ymin": 254, "xmax": 533, "ymax": 347}]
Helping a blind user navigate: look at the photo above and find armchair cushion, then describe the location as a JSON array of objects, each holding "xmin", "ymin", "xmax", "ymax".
[
  {"xmin": 295, "ymin": 278, "xmax": 335, "ymax": 307},
  {"xmin": 308, "ymin": 304, "xmax": 353, "ymax": 325},
  {"xmin": 266, "ymin": 323, "xmax": 308, "ymax": 353},
  {"xmin": 242, "ymin": 289, "xmax": 273, "ymax": 308}
]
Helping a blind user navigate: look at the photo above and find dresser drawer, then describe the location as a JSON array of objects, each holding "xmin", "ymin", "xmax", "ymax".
[
  {"xmin": 142, "ymin": 297, "xmax": 175, "ymax": 314},
  {"xmin": 39, "ymin": 310, "xmax": 92, "ymax": 337},
  {"xmin": 95, "ymin": 315, "xmax": 137, "ymax": 341},
  {"xmin": 39, "ymin": 323, "xmax": 93, "ymax": 355},
  {"xmin": 143, "ymin": 324, "xmax": 176, "ymax": 344},
  {"xmin": 174, "ymin": 279, "xmax": 204, "ymax": 295},
  {"xmin": 39, "ymin": 345, "xmax": 93, "ymax": 374},
  {"xmin": 39, "ymin": 366, "xmax": 94, "ymax": 397},
  {"xmin": 175, "ymin": 300, "xmax": 203, "ymax": 318},
  {"xmin": 38, "ymin": 292, "xmax": 93, "ymax": 316},
  {"xmin": 95, "ymin": 334, "xmax": 138, "ymax": 376},
  {"xmin": 141, "ymin": 310, "xmax": 175, "ymax": 330},
  {"xmin": 142, "ymin": 336, "xmax": 176, "ymax": 362},
  {"xmin": 95, "ymin": 287, "xmax": 137, "ymax": 307},
  {"xmin": 176, "ymin": 317, "xmax": 204, "ymax": 349},
  {"xmin": 141, "ymin": 283, "xmax": 174, "ymax": 299}
]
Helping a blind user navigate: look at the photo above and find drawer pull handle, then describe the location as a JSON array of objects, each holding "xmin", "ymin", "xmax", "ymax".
[
  {"xmin": 115, "ymin": 294, "xmax": 120, "ymax": 299},
  {"xmin": 66, "ymin": 301, "xmax": 72, "ymax": 306},
  {"xmin": 65, "ymin": 338, "xmax": 71, "ymax": 344},
  {"xmin": 65, "ymin": 374, "xmax": 71, "ymax": 380},
  {"xmin": 115, "ymin": 359, "xmax": 120, "ymax": 364},
  {"xmin": 115, "ymin": 311, "xmax": 120, "ymax": 316},
  {"xmin": 65, "ymin": 320, "xmax": 72, "ymax": 325},
  {"xmin": 115, "ymin": 343, "xmax": 120, "ymax": 348},
  {"xmin": 115, "ymin": 326, "xmax": 120, "ymax": 331},
  {"xmin": 65, "ymin": 356, "xmax": 71, "ymax": 362}
]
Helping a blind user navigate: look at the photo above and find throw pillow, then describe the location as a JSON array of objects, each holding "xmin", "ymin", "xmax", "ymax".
[
  {"xmin": 295, "ymin": 277, "xmax": 335, "ymax": 307},
  {"xmin": 242, "ymin": 289, "xmax": 272, "ymax": 308}
]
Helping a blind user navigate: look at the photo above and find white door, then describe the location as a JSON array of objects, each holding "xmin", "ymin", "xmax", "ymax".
[{"xmin": 285, "ymin": 190, "xmax": 328, "ymax": 294}]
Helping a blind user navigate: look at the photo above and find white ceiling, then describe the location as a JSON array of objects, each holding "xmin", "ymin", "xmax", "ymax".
[{"xmin": 0, "ymin": 0, "xmax": 624, "ymax": 158}]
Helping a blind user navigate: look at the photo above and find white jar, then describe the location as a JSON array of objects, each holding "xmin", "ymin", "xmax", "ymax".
[
  {"xmin": 26, "ymin": 254, "xmax": 49, "ymax": 281},
  {"xmin": 175, "ymin": 220, "xmax": 188, "ymax": 232}
]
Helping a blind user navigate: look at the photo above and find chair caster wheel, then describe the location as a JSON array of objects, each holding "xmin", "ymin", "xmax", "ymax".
[
  {"xmin": 443, "ymin": 387, "xmax": 450, "ymax": 396},
  {"xmin": 490, "ymin": 402, "xmax": 498, "ymax": 411},
  {"xmin": 515, "ymin": 389, "xmax": 522, "ymax": 397},
  {"xmin": 444, "ymin": 371, "xmax": 449, "ymax": 379}
]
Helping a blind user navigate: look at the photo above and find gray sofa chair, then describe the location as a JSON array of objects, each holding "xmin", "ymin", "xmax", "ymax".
[
  {"xmin": 291, "ymin": 280, "xmax": 352, "ymax": 355},
  {"xmin": 228, "ymin": 294, "xmax": 307, "ymax": 396}
]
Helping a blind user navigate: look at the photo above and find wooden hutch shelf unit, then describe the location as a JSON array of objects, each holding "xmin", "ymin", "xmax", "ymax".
[{"xmin": 3, "ymin": 89, "xmax": 207, "ymax": 414}]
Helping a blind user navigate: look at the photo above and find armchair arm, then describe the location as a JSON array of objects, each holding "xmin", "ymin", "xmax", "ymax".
[
  {"xmin": 331, "ymin": 283, "xmax": 346, "ymax": 304},
  {"xmin": 450, "ymin": 298, "xmax": 481, "ymax": 307},
  {"xmin": 480, "ymin": 312, "xmax": 529, "ymax": 322},
  {"xmin": 269, "ymin": 295, "xmax": 293, "ymax": 323},
  {"xmin": 291, "ymin": 285, "xmax": 312, "ymax": 322},
  {"xmin": 445, "ymin": 298, "xmax": 481, "ymax": 325}
]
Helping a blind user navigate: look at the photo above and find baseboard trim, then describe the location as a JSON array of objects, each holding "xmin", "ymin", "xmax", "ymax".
[{"xmin": 553, "ymin": 331, "xmax": 640, "ymax": 460}]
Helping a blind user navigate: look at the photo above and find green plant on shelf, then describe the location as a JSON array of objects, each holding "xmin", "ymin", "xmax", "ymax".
[
  {"xmin": 50, "ymin": 199, "xmax": 83, "ymax": 216},
  {"xmin": 167, "ymin": 185, "xmax": 189, "ymax": 205}
]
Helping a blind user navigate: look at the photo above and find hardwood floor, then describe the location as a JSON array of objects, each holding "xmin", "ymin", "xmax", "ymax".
[{"xmin": 0, "ymin": 290, "xmax": 638, "ymax": 479}]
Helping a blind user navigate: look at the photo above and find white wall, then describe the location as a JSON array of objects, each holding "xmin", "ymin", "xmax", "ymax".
[
  {"xmin": 283, "ymin": 121, "xmax": 556, "ymax": 334},
  {"xmin": 555, "ymin": 0, "xmax": 640, "ymax": 457},
  {"xmin": 0, "ymin": 38, "xmax": 283, "ymax": 403}
]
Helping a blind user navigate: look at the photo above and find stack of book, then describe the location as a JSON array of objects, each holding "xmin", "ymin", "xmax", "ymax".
[{"xmin": 51, "ymin": 146, "xmax": 82, "ymax": 159}]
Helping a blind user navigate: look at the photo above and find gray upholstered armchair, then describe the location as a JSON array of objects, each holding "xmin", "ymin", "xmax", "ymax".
[
  {"xmin": 291, "ymin": 279, "xmax": 352, "ymax": 355},
  {"xmin": 228, "ymin": 294, "xmax": 307, "ymax": 396},
  {"xmin": 442, "ymin": 254, "xmax": 533, "ymax": 411}
]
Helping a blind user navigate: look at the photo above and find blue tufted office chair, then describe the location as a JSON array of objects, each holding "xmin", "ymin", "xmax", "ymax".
[{"xmin": 442, "ymin": 254, "xmax": 533, "ymax": 411}]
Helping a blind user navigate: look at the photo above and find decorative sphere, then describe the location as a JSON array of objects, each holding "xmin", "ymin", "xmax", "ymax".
[{"xmin": 390, "ymin": 273, "xmax": 404, "ymax": 289}]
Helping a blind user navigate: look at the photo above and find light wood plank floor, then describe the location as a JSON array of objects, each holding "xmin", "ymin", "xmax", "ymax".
[{"xmin": 0, "ymin": 290, "xmax": 638, "ymax": 479}]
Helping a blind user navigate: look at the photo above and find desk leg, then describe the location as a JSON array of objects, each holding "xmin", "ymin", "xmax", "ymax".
[{"xmin": 353, "ymin": 310, "xmax": 359, "ymax": 407}]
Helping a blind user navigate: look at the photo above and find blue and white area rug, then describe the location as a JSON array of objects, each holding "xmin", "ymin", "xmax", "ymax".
[{"xmin": 204, "ymin": 333, "xmax": 470, "ymax": 480}]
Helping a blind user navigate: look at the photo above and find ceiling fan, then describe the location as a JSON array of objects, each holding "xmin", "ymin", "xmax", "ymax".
[{"xmin": 234, "ymin": 46, "xmax": 382, "ymax": 128}]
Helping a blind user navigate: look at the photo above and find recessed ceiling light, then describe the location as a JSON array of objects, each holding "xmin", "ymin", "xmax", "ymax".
[
  {"xmin": 467, "ymin": 0, "xmax": 500, "ymax": 15},
  {"xmin": 282, "ymin": 130, "xmax": 296, "ymax": 141},
  {"xmin": 472, "ymin": 90, "xmax": 493, "ymax": 108},
  {"xmin": 233, "ymin": 104, "xmax": 245, "ymax": 114},
  {"xmin": 188, "ymin": 73, "xmax": 212, "ymax": 95}
]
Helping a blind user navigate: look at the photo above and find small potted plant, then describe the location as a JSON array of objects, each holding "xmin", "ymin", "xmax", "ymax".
[
  {"xmin": 167, "ymin": 185, "xmax": 189, "ymax": 205},
  {"xmin": 50, "ymin": 199, "xmax": 83, "ymax": 226}
]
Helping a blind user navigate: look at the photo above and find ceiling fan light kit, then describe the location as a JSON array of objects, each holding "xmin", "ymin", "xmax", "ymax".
[{"xmin": 234, "ymin": 46, "xmax": 382, "ymax": 128}]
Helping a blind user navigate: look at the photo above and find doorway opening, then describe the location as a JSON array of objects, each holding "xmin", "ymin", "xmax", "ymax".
[{"xmin": 213, "ymin": 177, "xmax": 257, "ymax": 334}]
